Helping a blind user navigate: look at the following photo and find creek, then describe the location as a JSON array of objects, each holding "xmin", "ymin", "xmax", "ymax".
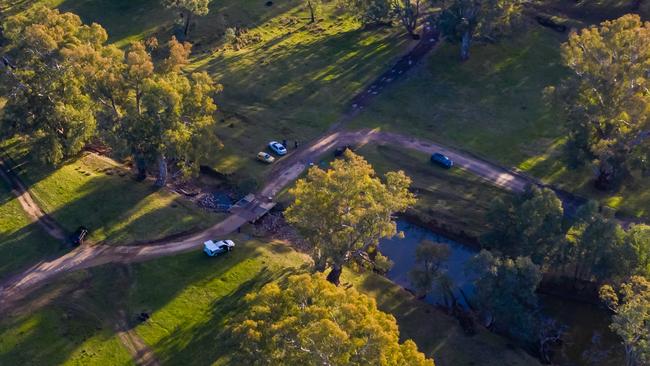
[{"xmin": 379, "ymin": 219, "xmax": 625, "ymax": 366}]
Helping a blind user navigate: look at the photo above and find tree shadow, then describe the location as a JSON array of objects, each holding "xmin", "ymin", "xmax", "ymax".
[
  {"xmin": 0, "ymin": 240, "xmax": 284, "ymax": 365},
  {"xmin": 0, "ymin": 182, "xmax": 65, "ymax": 280}
]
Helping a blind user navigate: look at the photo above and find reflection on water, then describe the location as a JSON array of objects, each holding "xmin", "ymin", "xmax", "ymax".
[
  {"xmin": 379, "ymin": 220, "xmax": 475, "ymax": 306},
  {"xmin": 379, "ymin": 219, "xmax": 624, "ymax": 366}
]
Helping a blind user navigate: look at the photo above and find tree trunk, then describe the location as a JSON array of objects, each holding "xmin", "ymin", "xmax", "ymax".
[
  {"xmin": 135, "ymin": 154, "xmax": 147, "ymax": 181},
  {"xmin": 184, "ymin": 10, "xmax": 192, "ymax": 37},
  {"xmin": 460, "ymin": 30, "xmax": 471, "ymax": 61},
  {"xmin": 307, "ymin": 0, "xmax": 316, "ymax": 23},
  {"xmin": 155, "ymin": 154, "xmax": 167, "ymax": 187},
  {"xmin": 326, "ymin": 263, "xmax": 343, "ymax": 286}
]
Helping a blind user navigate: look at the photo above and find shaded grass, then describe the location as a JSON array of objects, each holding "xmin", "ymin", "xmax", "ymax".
[
  {"xmin": 346, "ymin": 271, "xmax": 540, "ymax": 366},
  {"xmin": 0, "ymin": 272, "xmax": 134, "ymax": 366},
  {"xmin": 347, "ymin": 24, "xmax": 650, "ymax": 219},
  {"xmin": 0, "ymin": 237, "xmax": 540, "ymax": 366},
  {"xmin": 348, "ymin": 26, "xmax": 568, "ymax": 168},
  {"xmin": 189, "ymin": 2, "xmax": 410, "ymax": 184},
  {"xmin": 0, "ymin": 180, "xmax": 61, "ymax": 279},
  {"xmin": 21, "ymin": 0, "xmax": 413, "ymax": 190},
  {"xmin": 123, "ymin": 240, "xmax": 539, "ymax": 366},
  {"xmin": 1, "ymin": 137, "xmax": 223, "ymax": 245},
  {"xmin": 356, "ymin": 144, "xmax": 512, "ymax": 238}
]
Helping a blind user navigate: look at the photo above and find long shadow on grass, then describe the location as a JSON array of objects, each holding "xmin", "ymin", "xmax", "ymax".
[
  {"xmin": 0, "ymin": 270, "xmax": 125, "ymax": 365},
  {"xmin": 0, "ymin": 221, "xmax": 63, "ymax": 280},
  {"xmin": 143, "ymin": 264, "xmax": 303, "ymax": 366},
  {"xmin": 0, "ymin": 241, "xmax": 275, "ymax": 364},
  {"xmin": 203, "ymin": 25, "xmax": 406, "ymax": 129},
  {"xmin": 111, "ymin": 241, "xmax": 307, "ymax": 365},
  {"xmin": 0, "ymin": 183, "xmax": 65, "ymax": 280},
  {"xmin": 29, "ymin": 170, "xmax": 213, "ymax": 245}
]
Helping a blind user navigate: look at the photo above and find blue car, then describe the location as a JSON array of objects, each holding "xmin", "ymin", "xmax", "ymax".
[
  {"xmin": 268, "ymin": 141, "xmax": 287, "ymax": 156},
  {"xmin": 431, "ymin": 153, "xmax": 453, "ymax": 168}
]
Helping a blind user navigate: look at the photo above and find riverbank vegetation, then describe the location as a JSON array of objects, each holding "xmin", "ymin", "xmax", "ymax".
[
  {"xmin": 0, "ymin": 237, "xmax": 540, "ymax": 365},
  {"xmin": 1, "ymin": 0, "xmax": 649, "ymax": 365}
]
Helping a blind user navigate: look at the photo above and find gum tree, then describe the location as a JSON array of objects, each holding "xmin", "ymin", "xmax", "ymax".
[
  {"xmin": 231, "ymin": 274, "xmax": 435, "ymax": 365},
  {"xmin": 163, "ymin": 0, "xmax": 212, "ymax": 37},
  {"xmin": 555, "ymin": 14, "xmax": 650, "ymax": 189},
  {"xmin": 285, "ymin": 151, "xmax": 416, "ymax": 285}
]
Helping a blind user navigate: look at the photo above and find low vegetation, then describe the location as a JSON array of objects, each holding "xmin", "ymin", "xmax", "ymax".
[
  {"xmin": 1, "ymin": 138, "xmax": 222, "ymax": 245},
  {"xmin": 0, "ymin": 238, "xmax": 540, "ymax": 366},
  {"xmin": 0, "ymin": 181, "xmax": 60, "ymax": 278},
  {"xmin": 356, "ymin": 144, "xmax": 512, "ymax": 238}
]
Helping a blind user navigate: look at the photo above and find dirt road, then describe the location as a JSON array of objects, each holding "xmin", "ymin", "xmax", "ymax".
[
  {"xmin": 0, "ymin": 159, "xmax": 67, "ymax": 241},
  {"xmin": 0, "ymin": 128, "xmax": 536, "ymax": 311}
]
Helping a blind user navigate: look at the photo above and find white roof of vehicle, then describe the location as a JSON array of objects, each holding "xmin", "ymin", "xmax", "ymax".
[{"xmin": 203, "ymin": 240, "xmax": 235, "ymax": 251}]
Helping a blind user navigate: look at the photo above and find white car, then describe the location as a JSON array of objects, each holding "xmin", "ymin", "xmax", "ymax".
[
  {"xmin": 203, "ymin": 239, "xmax": 235, "ymax": 257},
  {"xmin": 268, "ymin": 141, "xmax": 287, "ymax": 156}
]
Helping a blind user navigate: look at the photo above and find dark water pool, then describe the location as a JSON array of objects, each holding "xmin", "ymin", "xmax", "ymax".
[{"xmin": 379, "ymin": 219, "xmax": 624, "ymax": 366}]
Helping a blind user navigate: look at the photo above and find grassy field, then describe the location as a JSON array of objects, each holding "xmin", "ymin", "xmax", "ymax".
[
  {"xmin": 347, "ymin": 23, "xmax": 650, "ymax": 219},
  {"xmin": 1, "ymin": 137, "xmax": 223, "ymax": 245},
  {"xmin": 0, "ymin": 269, "xmax": 134, "ymax": 366},
  {"xmin": 356, "ymin": 144, "xmax": 511, "ymax": 239},
  {"xmin": 0, "ymin": 180, "xmax": 61, "ymax": 279},
  {"xmin": 192, "ymin": 1, "xmax": 411, "ymax": 186},
  {"xmin": 0, "ymin": 237, "xmax": 539, "ymax": 366},
  {"xmin": 15, "ymin": 0, "xmax": 412, "ymax": 188}
]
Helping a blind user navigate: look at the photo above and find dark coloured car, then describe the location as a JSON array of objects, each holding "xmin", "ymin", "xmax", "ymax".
[
  {"xmin": 431, "ymin": 153, "xmax": 453, "ymax": 169},
  {"xmin": 334, "ymin": 145, "xmax": 355, "ymax": 157},
  {"xmin": 70, "ymin": 226, "xmax": 89, "ymax": 246}
]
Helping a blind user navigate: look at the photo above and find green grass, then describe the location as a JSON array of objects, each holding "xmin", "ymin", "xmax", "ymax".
[
  {"xmin": 348, "ymin": 27, "xmax": 568, "ymax": 168},
  {"xmin": 15, "ymin": 0, "xmax": 414, "ymax": 190},
  {"xmin": 0, "ymin": 180, "xmax": 61, "ymax": 279},
  {"xmin": 191, "ymin": 1, "xmax": 410, "ymax": 185},
  {"xmin": 0, "ymin": 237, "xmax": 540, "ymax": 366},
  {"xmin": 0, "ymin": 272, "xmax": 134, "ymax": 366},
  {"xmin": 1, "ymin": 137, "xmax": 224, "ymax": 245},
  {"xmin": 356, "ymin": 144, "xmax": 512, "ymax": 239},
  {"xmin": 532, "ymin": 0, "xmax": 650, "ymax": 24},
  {"xmin": 347, "ymin": 24, "xmax": 650, "ymax": 219}
]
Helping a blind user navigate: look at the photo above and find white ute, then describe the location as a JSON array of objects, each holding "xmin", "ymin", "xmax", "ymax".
[{"xmin": 203, "ymin": 239, "xmax": 235, "ymax": 257}]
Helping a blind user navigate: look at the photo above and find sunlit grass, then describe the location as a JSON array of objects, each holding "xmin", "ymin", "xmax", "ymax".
[
  {"xmin": 0, "ymin": 297, "xmax": 133, "ymax": 365},
  {"xmin": 0, "ymin": 182, "xmax": 60, "ymax": 278},
  {"xmin": 356, "ymin": 144, "xmax": 512, "ymax": 238},
  {"xmin": 1, "ymin": 137, "xmax": 223, "ymax": 245}
]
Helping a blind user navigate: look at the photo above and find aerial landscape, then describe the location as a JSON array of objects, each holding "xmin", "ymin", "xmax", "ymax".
[{"xmin": 0, "ymin": 0, "xmax": 649, "ymax": 365}]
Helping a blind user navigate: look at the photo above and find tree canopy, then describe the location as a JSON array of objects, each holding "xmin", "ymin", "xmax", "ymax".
[
  {"xmin": 1, "ymin": 7, "xmax": 222, "ymax": 186},
  {"xmin": 438, "ymin": 0, "xmax": 523, "ymax": 60},
  {"xmin": 1, "ymin": 5, "xmax": 108, "ymax": 164},
  {"xmin": 481, "ymin": 185, "xmax": 564, "ymax": 266},
  {"xmin": 285, "ymin": 150, "xmax": 416, "ymax": 285},
  {"xmin": 600, "ymin": 276, "xmax": 650, "ymax": 366},
  {"xmin": 563, "ymin": 201, "xmax": 636, "ymax": 283},
  {"xmin": 115, "ymin": 38, "xmax": 222, "ymax": 186},
  {"xmin": 163, "ymin": 0, "xmax": 212, "ymax": 37},
  {"xmin": 230, "ymin": 273, "xmax": 434, "ymax": 366},
  {"xmin": 556, "ymin": 14, "xmax": 650, "ymax": 188},
  {"xmin": 467, "ymin": 250, "xmax": 542, "ymax": 343}
]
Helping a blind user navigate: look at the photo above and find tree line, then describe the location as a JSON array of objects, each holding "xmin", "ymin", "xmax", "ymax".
[{"xmin": 0, "ymin": 5, "xmax": 222, "ymax": 186}]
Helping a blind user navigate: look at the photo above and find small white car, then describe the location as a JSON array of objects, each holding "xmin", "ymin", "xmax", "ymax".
[
  {"xmin": 257, "ymin": 152, "xmax": 275, "ymax": 163},
  {"xmin": 203, "ymin": 239, "xmax": 235, "ymax": 257},
  {"xmin": 268, "ymin": 141, "xmax": 287, "ymax": 156}
]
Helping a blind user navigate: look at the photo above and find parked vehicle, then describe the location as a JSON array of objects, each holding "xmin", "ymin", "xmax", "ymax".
[
  {"xmin": 257, "ymin": 152, "xmax": 275, "ymax": 163},
  {"xmin": 334, "ymin": 145, "xmax": 355, "ymax": 157},
  {"xmin": 203, "ymin": 239, "xmax": 235, "ymax": 257},
  {"xmin": 431, "ymin": 153, "xmax": 453, "ymax": 168},
  {"xmin": 70, "ymin": 226, "xmax": 89, "ymax": 246},
  {"xmin": 268, "ymin": 141, "xmax": 287, "ymax": 155}
]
